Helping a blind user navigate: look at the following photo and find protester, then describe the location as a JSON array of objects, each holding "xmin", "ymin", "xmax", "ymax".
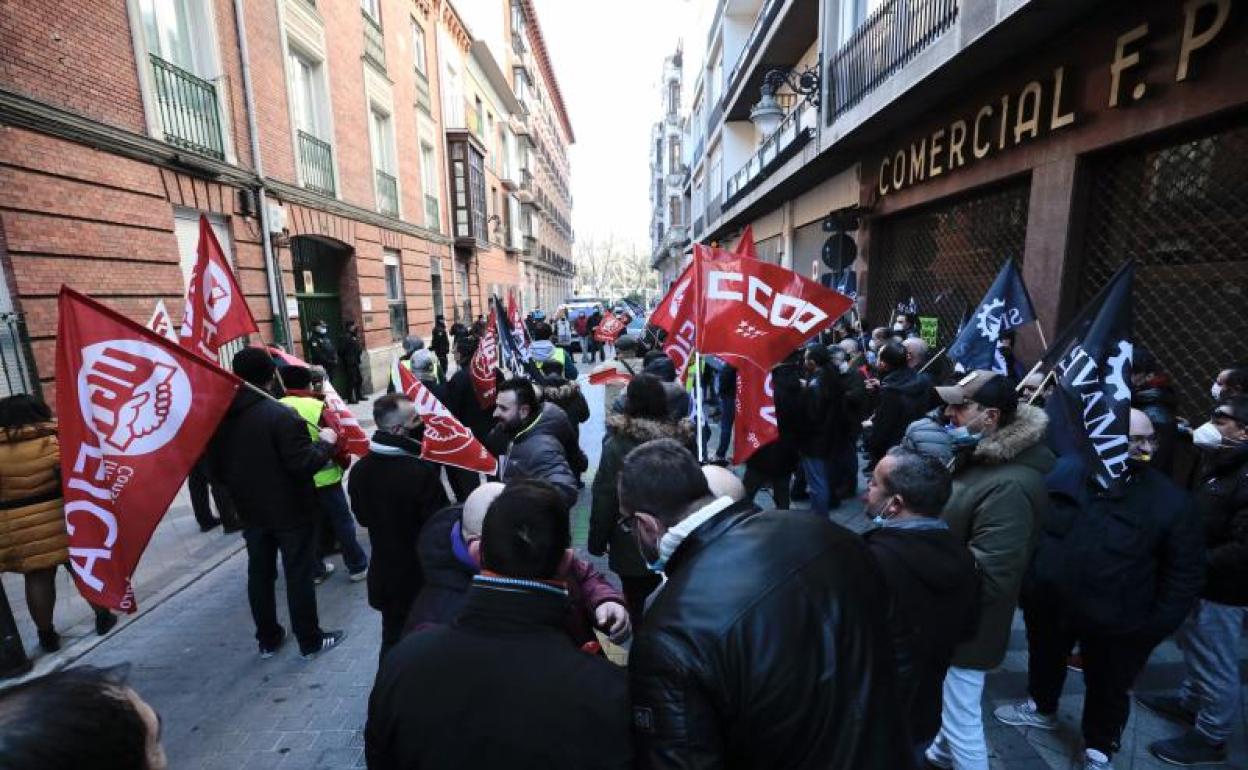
[
  {"xmin": 585, "ymin": 308, "xmax": 603, "ymax": 363},
  {"xmin": 995, "ymin": 409, "xmax": 1203, "ymax": 770},
  {"xmin": 1140, "ymin": 396, "xmax": 1248, "ymax": 765},
  {"xmin": 539, "ymin": 373, "xmax": 590, "ymax": 487},
  {"xmin": 0, "ymin": 665, "xmax": 167, "ymax": 769},
  {"xmin": 830, "ymin": 345, "xmax": 868, "ymax": 499},
  {"xmin": 796, "ymin": 344, "xmax": 849, "ymax": 515},
  {"xmin": 863, "ymin": 447, "xmax": 978, "ymax": 758},
  {"xmin": 901, "ymin": 410, "xmax": 954, "ymax": 465},
  {"xmin": 712, "ymin": 363, "xmax": 737, "ymax": 463},
  {"xmin": 0, "ymin": 395, "xmax": 117, "ymax": 657},
  {"xmin": 610, "ymin": 351, "xmax": 692, "ymax": 420},
  {"xmin": 442, "ymin": 335, "xmax": 493, "ymax": 499},
  {"xmin": 1131, "ymin": 346, "xmax": 1180, "ymax": 475},
  {"xmin": 187, "ymin": 457, "xmax": 239, "ymax": 533},
  {"xmin": 431, "ymin": 315, "xmax": 450, "ymax": 376},
  {"xmin": 530, "ymin": 321, "xmax": 578, "ymax": 380},
  {"xmin": 893, "ymin": 311, "xmax": 920, "ymax": 339},
  {"xmin": 590, "ymin": 375, "xmax": 695, "ymax": 619},
  {"xmin": 279, "ymin": 366, "xmax": 368, "ymax": 583},
  {"xmin": 554, "ymin": 312, "xmax": 572, "ymax": 348},
  {"xmin": 1211, "ymin": 364, "xmax": 1248, "ymax": 402},
  {"xmin": 574, "ymin": 311, "xmax": 592, "ymax": 363},
  {"xmin": 209, "ymin": 347, "xmax": 344, "ymax": 659},
  {"xmin": 347, "ymin": 394, "xmax": 448, "ymax": 660},
  {"xmin": 407, "ymin": 350, "xmax": 445, "ymax": 401},
  {"xmin": 490, "ymin": 378, "xmax": 579, "ymax": 507},
  {"xmin": 306, "ymin": 320, "xmax": 339, "ymax": 383},
  {"xmin": 1019, "ymin": 371, "xmax": 1049, "ymax": 406},
  {"xmin": 902, "ymin": 336, "xmax": 929, "ymax": 371},
  {"xmin": 365, "ymin": 480, "xmax": 632, "ymax": 770},
  {"xmin": 926, "ymin": 370, "xmax": 1054, "ymax": 770},
  {"xmin": 339, "ymin": 319, "xmax": 365, "ymax": 404},
  {"xmin": 743, "ymin": 355, "xmax": 803, "ymax": 509},
  {"xmin": 996, "ymin": 330, "xmax": 1027, "ymax": 380},
  {"xmin": 621, "ymin": 439, "xmax": 912, "ymax": 768},
  {"xmin": 866, "ymin": 341, "xmax": 931, "ymax": 468}
]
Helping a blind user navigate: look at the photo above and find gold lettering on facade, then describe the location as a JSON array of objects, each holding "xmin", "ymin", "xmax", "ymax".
[
  {"xmin": 973, "ymin": 105, "xmax": 993, "ymax": 159},
  {"xmin": 909, "ymin": 139, "xmax": 927, "ymax": 185},
  {"xmin": 892, "ymin": 150, "xmax": 906, "ymax": 190},
  {"xmin": 1177, "ymin": 0, "xmax": 1230, "ymax": 81},
  {"xmin": 1050, "ymin": 66, "xmax": 1076, "ymax": 130},
  {"xmin": 1014, "ymin": 81, "xmax": 1042, "ymax": 144},
  {"xmin": 949, "ymin": 119, "xmax": 968, "ymax": 169},
  {"xmin": 1109, "ymin": 23, "xmax": 1149, "ymax": 107},
  {"xmin": 879, "ymin": 157, "xmax": 891, "ymax": 195},
  {"xmin": 929, "ymin": 128, "xmax": 946, "ymax": 177},
  {"xmin": 998, "ymin": 95, "xmax": 1009, "ymax": 150}
]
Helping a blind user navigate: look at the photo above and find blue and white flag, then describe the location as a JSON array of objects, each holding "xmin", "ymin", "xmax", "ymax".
[
  {"xmin": 948, "ymin": 260, "xmax": 1037, "ymax": 374},
  {"xmin": 835, "ymin": 269, "xmax": 858, "ymax": 299}
]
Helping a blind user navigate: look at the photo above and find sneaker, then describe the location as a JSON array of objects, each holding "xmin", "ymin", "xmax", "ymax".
[
  {"xmin": 301, "ymin": 630, "xmax": 346, "ymax": 660},
  {"xmin": 349, "ymin": 567, "xmax": 368, "ymax": 583},
  {"xmin": 259, "ymin": 628, "xmax": 287, "ymax": 658},
  {"xmin": 37, "ymin": 629, "xmax": 61, "ymax": 653},
  {"xmin": 994, "ymin": 699, "xmax": 1058, "ymax": 730},
  {"xmin": 1149, "ymin": 730, "xmax": 1227, "ymax": 766},
  {"xmin": 313, "ymin": 561, "xmax": 335, "ymax": 585},
  {"xmin": 1083, "ymin": 748, "xmax": 1112, "ymax": 770},
  {"xmin": 1136, "ymin": 693, "xmax": 1197, "ymax": 726}
]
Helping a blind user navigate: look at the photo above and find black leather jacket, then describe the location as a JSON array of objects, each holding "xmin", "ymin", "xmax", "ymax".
[{"xmin": 629, "ymin": 501, "xmax": 913, "ymax": 769}]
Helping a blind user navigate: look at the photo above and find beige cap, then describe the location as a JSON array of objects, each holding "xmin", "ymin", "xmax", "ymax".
[
  {"xmin": 461, "ymin": 482, "xmax": 506, "ymax": 541},
  {"xmin": 935, "ymin": 370, "xmax": 1015, "ymax": 410}
]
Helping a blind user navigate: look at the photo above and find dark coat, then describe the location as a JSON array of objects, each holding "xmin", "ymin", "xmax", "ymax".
[
  {"xmin": 838, "ymin": 366, "xmax": 869, "ymax": 434},
  {"xmin": 868, "ymin": 367, "xmax": 931, "ymax": 466},
  {"xmin": 744, "ymin": 363, "xmax": 803, "ymax": 478},
  {"xmin": 1027, "ymin": 464, "xmax": 1206, "ymax": 638},
  {"xmin": 630, "ymin": 501, "xmax": 912, "ymax": 769},
  {"xmin": 589, "ymin": 415, "xmax": 696, "ymax": 577},
  {"xmin": 338, "ymin": 329, "xmax": 364, "ymax": 366},
  {"xmin": 490, "ymin": 402, "xmax": 578, "ymax": 507},
  {"xmin": 1195, "ymin": 445, "xmax": 1248, "ymax": 605},
  {"xmin": 367, "ymin": 580, "xmax": 632, "ymax": 770},
  {"xmin": 405, "ymin": 505, "xmax": 475, "ymax": 632},
  {"xmin": 307, "ymin": 330, "xmax": 338, "ymax": 367},
  {"xmin": 346, "ymin": 432, "xmax": 448, "ymax": 613},
  {"xmin": 207, "ymin": 389, "xmax": 333, "ymax": 531},
  {"xmin": 444, "ymin": 367, "xmax": 495, "ymax": 441},
  {"xmin": 864, "ymin": 525, "xmax": 979, "ymax": 745},
  {"xmin": 431, "ymin": 324, "xmax": 450, "ymax": 355},
  {"xmin": 796, "ymin": 366, "xmax": 848, "ymax": 458}
]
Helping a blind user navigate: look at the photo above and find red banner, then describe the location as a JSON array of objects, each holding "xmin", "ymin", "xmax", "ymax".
[
  {"xmin": 732, "ymin": 362, "xmax": 779, "ymax": 465},
  {"xmin": 735, "ymin": 225, "xmax": 758, "ymax": 259},
  {"xmin": 393, "ymin": 362, "xmax": 498, "ymax": 474},
  {"xmin": 471, "ymin": 305, "xmax": 500, "ymax": 408},
  {"xmin": 179, "ymin": 215, "xmax": 258, "ymax": 362},
  {"xmin": 588, "ymin": 362, "xmax": 634, "ymax": 387},
  {"xmin": 57, "ymin": 287, "xmax": 241, "ymax": 611},
  {"xmin": 650, "ymin": 262, "xmax": 697, "ymax": 336},
  {"xmin": 697, "ymin": 251, "xmax": 853, "ymax": 372},
  {"xmin": 593, "ymin": 313, "xmax": 627, "ymax": 343},
  {"xmin": 147, "ymin": 300, "xmax": 178, "ymax": 343},
  {"xmin": 267, "ymin": 347, "xmax": 370, "ymax": 457}
]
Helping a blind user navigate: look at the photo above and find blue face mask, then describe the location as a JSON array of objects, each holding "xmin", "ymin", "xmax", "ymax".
[
  {"xmin": 866, "ymin": 351, "xmax": 878, "ymax": 366},
  {"xmin": 645, "ymin": 555, "xmax": 667, "ymax": 575},
  {"xmin": 946, "ymin": 424, "xmax": 981, "ymax": 448}
]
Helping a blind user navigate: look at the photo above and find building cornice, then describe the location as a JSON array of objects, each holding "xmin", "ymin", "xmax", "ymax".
[{"xmin": 518, "ymin": 0, "xmax": 575, "ymax": 145}]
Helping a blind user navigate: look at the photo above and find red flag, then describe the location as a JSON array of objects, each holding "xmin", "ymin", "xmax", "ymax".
[
  {"xmin": 732, "ymin": 362, "xmax": 779, "ymax": 465},
  {"xmin": 649, "ymin": 263, "xmax": 696, "ymax": 336},
  {"xmin": 734, "ymin": 225, "xmax": 758, "ymax": 259},
  {"xmin": 593, "ymin": 313, "xmax": 627, "ymax": 343},
  {"xmin": 147, "ymin": 300, "xmax": 178, "ymax": 343},
  {"xmin": 471, "ymin": 306, "xmax": 500, "ymax": 408},
  {"xmin": 56, "ymin": 287, "xmax": 241, "ymax": 612},
  {"xmin": 393, "ymin": 361, "xmax": 498, "ymax": 474},
  {"xmin": 697, "ymin": 251, "xmax": 853, "ymax": 372},
  {"xmin": 588, "ymin": 362, "xmax": 634, "ymax": 387},
  {"xmin": 267, "ymin": 346, "xmax": 370, "ymax": 457},
  {"xmin": 179, "ymin": 215, "xmax": 258, "ymax": 362}
]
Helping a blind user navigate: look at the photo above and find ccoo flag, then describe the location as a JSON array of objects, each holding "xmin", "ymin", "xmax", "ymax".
[
  {"xmin": 731, "ymin": 362, "xmax": 779, "ymax": 465},
  {"xmin": 392, "ymin": 361, "xmax": 498, "ymax": 474},
  {"xmin": 57, "ymin": 287, "xmax": 241, "ymax": 611},
  {"xmin": 948, "ymin": 260, "xmax": 1037, "ymax": 373},
  {"xmin": 179, "ymin": 215, "xmax": 258, "ymax": 362},
  {"xmin": 267, "ymin": 346, "xmax": 370, "ymax": 457},
  {"xmin": 1046, "ymin": 262, "xmax": 1135, "ymax": 493}
]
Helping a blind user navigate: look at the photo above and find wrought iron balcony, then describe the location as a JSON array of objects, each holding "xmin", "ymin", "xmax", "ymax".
[
  {"xmin": 149, "ymin": 54, "xmax": 225, "ymax": 160},
  {"xmin": 726, "ymin": 0, "xmax": 784, "ymax": 100},
  {"xmin": 297, "ymin": 130, "xmax": 336, "ymax": 196},
  {"xmin": 829, "ymin": 0, "xmax": 958, "ymax": 118},
  {"xmin": 376, "ymin": 169, "xmax": 399, "ymax": 216},
  {"xmin": 725, "ymin": 100, "xmax": 815, "ymax": 204},
  {"xmin": 362, "ymin": 11, "xmax": 385, "ymax": 71},
  {"xmin": 425, "ymin": 194, "xmax": 440, "ymax": 232}
]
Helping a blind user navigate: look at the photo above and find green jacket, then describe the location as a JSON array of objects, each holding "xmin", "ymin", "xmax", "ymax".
[
  {"xmin": 589, "ymin": 414, "xmax": 695, "ymax": 578},
  {"xmin": 942, "ymin": 403, "xmax": 1054, "ymax": 670}
]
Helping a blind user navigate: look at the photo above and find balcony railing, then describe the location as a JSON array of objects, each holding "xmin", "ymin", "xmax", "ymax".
[
  {"xmin": 414, "ymin": 70, "xmax": 432, "ymax": 114},
  {"xmin": 693, "ymin": 215, "xmax": 705, "ymax": 238},
  {"xmin": 829, "ymin": 0, "xmax": 958, "ymax": 118},
  {"xmin": 149, "ymin": 54, "xmax": 225, "ymax": 160},
  {"xmin": 725, "ymin": 100, "xmax": 815, "ymax": 203},
  {"xmin": 726, "ymin": 0, "xmax": 784, "ymax": 99},
  {"xmin": 376, "ymin": 169, "xmax": 399, "ymax": 216},
  {"xmin": 425, "ymin": 194, "xmax": 440, "ymax": 232},
  {"xmin": 362, "ymin": 11, "xmax": 386, "ymax": 71},
  {"xmin": 523, "ymin": 235, "xmax": 537, "ymax": 256},
  {"xmin": 297, "ymin": 130, "xmax": 336, "ymax": 196}
]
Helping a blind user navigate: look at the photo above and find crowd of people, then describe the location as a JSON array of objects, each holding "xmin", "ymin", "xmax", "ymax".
[{"xmin": 0, "ymin": 302, "xmax": 1245, "ymax": 770}]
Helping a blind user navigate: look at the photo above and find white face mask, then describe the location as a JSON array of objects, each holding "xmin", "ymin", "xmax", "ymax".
[
  {"xmin": 893, "ymin": 322, "xmax": 906, "ymax": 332},
  {"xmin": 837, "ymin": 361, "xmax": 850, "ymax": 375},
  {"xmin": 1193, "ymin": 421, "xmax": 1224, "ymax": 449},
  {"xmin": 1211, "ymin": 383, "xmax": 1223, "ymax": 401}
]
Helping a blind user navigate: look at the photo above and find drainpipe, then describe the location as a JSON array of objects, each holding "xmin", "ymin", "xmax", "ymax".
[
  {"xmin": 232, "ymin": 0, "xmax": 291, "ymax": 350},
  {"xmin": 432, "ymin": 24, "xmax": 463, "ymax": 322}
]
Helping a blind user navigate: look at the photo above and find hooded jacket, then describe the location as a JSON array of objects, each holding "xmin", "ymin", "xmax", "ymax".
[
  {"xmin": 1195, "ymin": 444, "xmax": 1248, "ymax": 605},
  {"xmin": 868, "ymin": 366, "xmax": 932, "ymax": 466},
  {"xmin": 491, "ymin": 402, "xmax": 579, "ymax": 507},
  {"xmin": 589, "ymin": 414, "xmax": 696, "ymax": 577},
  {"xmin": 630, "ymin": 502, "xmax": 913, "ymax": 769},
  {"xmin": 941, "ymin": 403, "xmax": 1055, "ymax": 670},
  {"xmin": 864, "ymin": 524, "xmax": 979, "ymax": 745},
  {"xmin": 530, "ymin": 339, "xmax": 579, "ymax": 380}
]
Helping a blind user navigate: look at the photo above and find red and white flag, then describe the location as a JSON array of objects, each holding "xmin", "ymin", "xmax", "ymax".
[
  {"xmin": 732, "ymin": 362, "xmax": 779, "ymax": 465},
  {"xmin": 506, "ymin": 291, "xmax": 529, "ymax": 348},
  {"xmin": 697, "ymin": 250, "xmax": 853, "ymax": 373},
  {"xmin": 147, "ymin": 300, "xmax": 178, "ymax": 343},
  {"xmin": 267, "ymin": 346, "xmax": 370, "ymax": 457},
  {"xmin": 56, "ymin": 287, "xmax": 241, "ymax": 612},
  {"xmin": 734, "ymin": 225, "xmax": 758, "ymax": 259},
  {"xmin": 392, "ymin": 361, "xmax": 498, "ymax": 474},
  {"xmin": 471, "ymin": 306, "xmax": 500, "ymax": 408},
  {"xmin": 179, "ymin": 215, "xmax": 257, "ymax": 362},
  {"xmin": 593, "ymin": 313, "xmax": 627, "ymax": 343}
]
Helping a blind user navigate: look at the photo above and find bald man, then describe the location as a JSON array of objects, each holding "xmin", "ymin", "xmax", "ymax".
[{"xmin": 703, "ymin": 464, "xmax": 746, "ymax": 502}]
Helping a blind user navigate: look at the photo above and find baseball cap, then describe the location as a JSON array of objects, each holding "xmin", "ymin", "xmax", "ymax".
[{"xmin": 936, "ymin": 370, "xmax": 1018, "ymax": 410}]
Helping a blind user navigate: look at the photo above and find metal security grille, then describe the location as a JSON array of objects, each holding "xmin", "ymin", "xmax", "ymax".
[
  {"xmin": 1079, "ymin": 119, "xmax": 1248, "ymax": 418},
  {"xmin": 0, "ymin": 312, "xmax": 37, "ymax": 398},
  {"xmin": 868, "ymin": 180, "xmax": 1030, "ymax": 349}
]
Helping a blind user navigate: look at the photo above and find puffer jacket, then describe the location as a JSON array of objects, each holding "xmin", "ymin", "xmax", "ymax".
[
  {"xmin": 0, "ymin": 423, "xmax": 69, "ymax": 573},
  {"xmin": 630, "ymin": 501, "xmax": 913, "ymax": 769},
  {"xmin": 491, "ymin": 402, "xmax": 579, "ymax": 507},
  {"xmin": 589, "ymin": 414, "xmax": 695, "ymax": 578},
  {"xmin": 942, "ymin": 404, "xmax": 1055, "ymax": 670},
  {"xmin": 1195, "ymin": 444, "xmax": 1248, "ymax": 605},
  {"xmin": 902, "ymin": 416, "xmax": 953, "ymax": 464}
]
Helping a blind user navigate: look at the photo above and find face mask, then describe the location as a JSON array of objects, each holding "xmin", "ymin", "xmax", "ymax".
[
  {"xmin": 869, "ymin": 340, "xmax": 881, "ymax": 352},
  {"xmin": 1211, "ymin": 383, "xmax": 1223, "ymax": 401},
  {"xmin": 867, "ymin": 495, "xmax": 894, "ymax": 526},
  {"xmin": 893, "ymin": 322, "xmax": 906, "ymax": 332},
  {"xmin": 866, "ymin": 351, "xmax": 878, "ymax": 366},
  {"xmin": 1193, "ymin": 421, "xmax": 1224, "ymax": 450},
  {"xmin": 644, "ymin": 554, "xmax": 667, "ymax": 575},
  {"xmin": 946, "ymin": 424, "xmax": 982, "ymax": 448},
  {"xmin": 837, "ymin": 361, "xmax": 850, "ymax": 375}
]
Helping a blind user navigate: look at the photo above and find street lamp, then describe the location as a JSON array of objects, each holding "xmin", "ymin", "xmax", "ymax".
[{"xmin": 749, "ymin": 64, "xmax": 822, "ymax": 136}]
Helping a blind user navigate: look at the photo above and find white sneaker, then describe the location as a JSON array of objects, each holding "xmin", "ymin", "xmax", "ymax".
[
  {"xmin": 993, "ymin": 699, "xmax": 1058, "ymax": 730},
  {"xmin": 349, "ymin": 567, "xmax": 368, "ymax": 583},
  {"xmin": 1083, "ymin": 748, "xmax": 1111, "ymax": 769}
]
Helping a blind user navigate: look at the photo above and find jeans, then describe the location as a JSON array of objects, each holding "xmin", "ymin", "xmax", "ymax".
[
  {"xmin": 926, "ymin": 666, "xmax": 988, "ymax": 770},
  {"xmin": 1022, "ymin": 596, "xmax": 1159, "ymax": 755},
  {"xmin": 317, "ymin": 483, "xmax": 368, "ymax": 574},
  {"xmin": 715, "ymin": 394, "xmax": 735, "ymax": 459},
  {"xmin": 799, "ymin": 455, "xmax": 832, "ymax": 516},
  {"xmin": 1177, "ymin": 599, "xmax": 1246, "ymax": 744},
  {"xmin": 188, "ymin": 461, "xmax": 238, "ymax": 529},
  {"xmin": 243, "ymin": 525, "xmax": 323, "ymax": 653}
]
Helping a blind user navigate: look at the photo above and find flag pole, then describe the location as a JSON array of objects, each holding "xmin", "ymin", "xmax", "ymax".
[
  {"xmin": 917, "ymin": 346, "xmax": 947, "ymax": 375},
  {"xmin": 1015, "ymin": 359, "xmax": 1045, "ymax": 391},
  {"xmin": 694, "ymin": 353, "xmax": 705, "ymax": 463},
  {"xmin": 1035, "ymin": 320, "xmax": 1050, "ymax": 352},
  {"xmin": 1027, "ymin": 370, "xmax": 1056, "ymax": 406}
]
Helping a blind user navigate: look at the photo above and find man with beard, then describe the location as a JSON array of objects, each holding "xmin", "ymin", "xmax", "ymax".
[{"xmin": 489, "ymin": 378, "xmax": 578, "ymax": 507}]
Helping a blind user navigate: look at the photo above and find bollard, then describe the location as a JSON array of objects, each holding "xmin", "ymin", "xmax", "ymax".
[{"xmin": 0, "ymin": 581, "xmax": 32, "ymax": 680}]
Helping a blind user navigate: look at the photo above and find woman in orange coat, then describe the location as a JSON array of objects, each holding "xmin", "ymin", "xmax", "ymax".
[{"xmin": 0, "ymin": 395, "xmax": 116, "ymax": 652}]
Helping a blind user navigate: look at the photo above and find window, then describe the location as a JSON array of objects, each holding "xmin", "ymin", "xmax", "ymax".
[
  {"xmin": 288, "ymin": 50, "xmax": 327, "ymax": 137},
  {"xmin": 430, "ymin": 256, "xmax": 445, "ymax": 320},
  {"xmin": 384, "ymin": 250, "xmax": 407, "ymax": 340},
  {"xmin": 140, "ymin": 0, "xmax": 215, "ymax": 75},
  {"xmin": 421, "ymin": 141, "xmax": 439, "ymax": 230},
  {"xmin": 411, "ymin": 18, "xmax": 427, "ymax": 75},
  {"xmin": 474, "ymin": 97, "xmax": 484, "ymax": 139},
  {"xmin": 173, "ymin": 207, "xmax": 233, "ymax": 281},
  {"xmin": 668, "ymin": 140, "xmax": 682, "ymax": 174},
  {"xmin": 669, "ymin": 197, "xmax": 683, "ymax": 227},
  {"xmin": 667, "ymin": 81, "xmax": 679, "ymax": 117},
  {"xmin": 370, "ymin": 107, "xmax": 399, "ymax": 215},
  {"xmin": 360, "ymin": 0, "xmax": 380, "ymax": 23}
]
